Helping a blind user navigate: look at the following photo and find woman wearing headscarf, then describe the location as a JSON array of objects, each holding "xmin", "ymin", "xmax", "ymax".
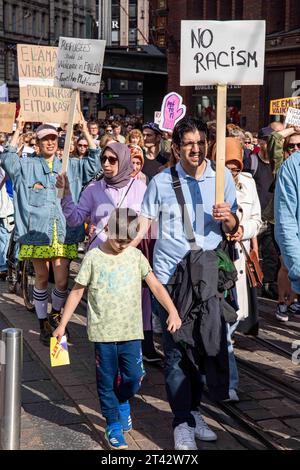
[
  {"xmin": 128, "ymin": 143, "xmax": 147, "ymax": 184},
  {"xmin": 57, "ymin": 142, "xmax": 147, "ymax": 249},
  {"xmin": 217, "ymin": 137, "xmax": 262, "ymax": 401}
]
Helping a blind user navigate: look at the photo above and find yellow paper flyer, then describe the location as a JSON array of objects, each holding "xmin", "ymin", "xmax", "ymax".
[{"xmin": 50, "ymin": 335, "xmax": 70, "ymax": 367}]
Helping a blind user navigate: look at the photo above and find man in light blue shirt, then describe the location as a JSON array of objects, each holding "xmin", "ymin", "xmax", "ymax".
[
  {"xmin": 275, "ymin": 151, "xmax": 300, "ymax": 296},
  {"xmin": 135, "ymin": 117, "xmax": 238, "ymax": 450}
]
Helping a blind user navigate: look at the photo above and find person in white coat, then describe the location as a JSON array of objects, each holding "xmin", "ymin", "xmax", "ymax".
[
  {"xmin": 0, "ymin": 167, "xmax": 14, "ymax": 278},
  {"xmin": 224, "ymin": 137, "xmax": 262, "ymax": 401}
]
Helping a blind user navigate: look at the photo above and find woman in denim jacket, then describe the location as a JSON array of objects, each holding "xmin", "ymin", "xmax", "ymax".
[{"xmin": 0, "ymin": 116, "xmax": 100, "ymax": 345}]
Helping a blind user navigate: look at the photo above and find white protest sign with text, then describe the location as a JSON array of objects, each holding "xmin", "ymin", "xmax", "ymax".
[
  {"xmin": 17, "ymin": 44, "xmax": 80, "ymax": 123},
  {"xmin": 154, "ymin": 111, "xmax": 161, "ymax": 125},
  {"xmin": 180, "ymin": 20, "xmax": 266, "ymax": 86},
  {"xmin": 54, "ymin": 38, "xmax": 106, "ymax": 94},
  {"xmin": 285, "ymin": 107, "xmax": 300, "ymax": 127}
]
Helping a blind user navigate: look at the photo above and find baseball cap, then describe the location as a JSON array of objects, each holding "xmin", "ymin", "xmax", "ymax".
[
  {"xmin": 142, "ymin": 122, "xmax": 163, "ymax": 135},
  {"xmin": 258, "ymin": 126, "xmax": 273, "ymax": 139},
  {"xmin": 36, "ymin": 124, "xmax": 58, "ymax": 140}
]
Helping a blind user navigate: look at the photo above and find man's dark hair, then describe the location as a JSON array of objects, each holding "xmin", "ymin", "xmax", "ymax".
[
  {"xmin": 172, "ymin": 117, "xmax": 208, "ymax": 147},
  {"xmin": 88, "ymin": 121, "xmax": 99, "ymax": 128},
  {"xmin": 108, "ymin": 208, "xmax": 139, "ymax": 240}
]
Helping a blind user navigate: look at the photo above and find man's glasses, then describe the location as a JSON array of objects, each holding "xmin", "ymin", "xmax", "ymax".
[
  {"xmin": 100, "ymin": 155, "xmax": 118, "ymax": 165},
  {"xmin": 181, "ymin": 141, "xmax": 206, "ymax": 150},
  {"xmin": 287, "ymin": 143, "xmax": 300, "ymax": 151}
]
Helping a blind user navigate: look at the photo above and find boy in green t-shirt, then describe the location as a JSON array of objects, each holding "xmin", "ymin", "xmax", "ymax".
[{"xmin": 53, "ymin": 208, "xmax": 181, "ymax": 450}]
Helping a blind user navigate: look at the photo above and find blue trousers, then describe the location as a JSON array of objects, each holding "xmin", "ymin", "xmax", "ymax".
[
  {"xmin": 0, "ymin": 222, "xmax": 10, "ymax": 272},
  {"xmin": 155, "ymin": 300, "xmax": 203, "ymax": 429},
  {"xmin": 94, "ymin": 340, "xmax": 144, "ymax": 425}
]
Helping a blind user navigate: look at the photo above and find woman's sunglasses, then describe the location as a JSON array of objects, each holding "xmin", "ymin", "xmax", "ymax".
[
  {"xmin": 287, "ymin": 143, "xmax": 300, "ymax": 151},
  {"xmin": 100, "ymin": 155, "xmax": 118, "ymax": 165}
]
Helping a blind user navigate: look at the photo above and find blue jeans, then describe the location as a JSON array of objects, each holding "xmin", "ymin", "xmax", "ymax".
[
  {"xmin": 94, "ymin": 340, "xmax": 144, "ymax": 425},
  {"xmin": 155, "ymin": 300, "xmax": 203, "ymax": 429},
  {"xmin": 226, "ymin": 321, "xmax": 239, "ymax": 391},
  {"xmin": 0, "ymin": 222, "xmax": 10, "ymax": 272}
]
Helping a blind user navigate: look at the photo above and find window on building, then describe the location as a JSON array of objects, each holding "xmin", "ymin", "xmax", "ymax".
[
  {"xmin": 265, "ymin": 1, "xmax": 285, "ymax": 34},
  {"xmin": 32, "ymin": 11, "xmax": 36, "ymax": 36},
  {"xmin": 219, "ymin": 0, "xmax": 232, "ymax": 20},
  {"xmin": 54, "ymin": 16, "xmax": 59, "ymax": 38},
  {"xmin": 11, "ymin": 5, "xmax": 17, "ymax": 32},
  {"xmin": 120, "ymin": 80, "xmax": 128, "ymax": 90},
  {"xmin": 62, "ymin": 17, "xmax": 68, "ymax": 36},
  {"xmin": 205, "ymin": 0, "xmax": 217, "ymax": 19},
  {"xmin": 158, "ymin": 0, "xmax": 167, "ymax": 9},
  {"xmin": 233, "ymin": 0, "xmax": 243, "ymax": 20},
  {"xmin": 42, "ymin": 13, "xmax": 48, "ymax": 36},
  {"xmin": 112, "ymin": 0, "xmax": 120, "ymax": 45},
  {"xmin": 80, "ymin": 22, "xmax": 85, "ymax": 37},
  {"xmin": 129, "ymin": 0, "xmax": 137, "ymax": 45},
  {"xmin": 288, "ymin": 0, "xmax": 300, "ymax": 31},
  {"xmin": 3, "ymin": 1, "xmax": 10, "ymax": 31}
]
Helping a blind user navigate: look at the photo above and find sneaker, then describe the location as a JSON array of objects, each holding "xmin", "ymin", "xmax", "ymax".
[
  {"xmin": 105, "ymin": 422, "xmax": 128, "ymax": 450},
  {"xmin": 119, "ymin": 401, "xmax": 132, "ymax": 432},
  {"xmin": 288, "ymin": 302, "xmax": 300, "ymax": 318},
  {"xmin": 39, "ymin": 319, "xmax": 52, "ymax": 346},
  {"xmin": 192, "ymin": 411, "xmax": 217, "ymax": 441},
  {"xmin": 142, "ymin": 350, "xmax": 163, "ymax": 363},
  {"xmin": 174, "ymin": 423, "xmax": 197, "ymax": 450},
  {"xmin": 49, "ymin": 309, "xmax": 70, "ymax": 339},
  {"xmin": 48, "ymin": 309, "xmax": 62, "ymax": 329},
  {"xmin": 223, "ymin": 389, "xmax": 240, "ymax": 402},
  {"xmin": 276, "ymin": 303, "xmax": 289, "ymax": 322}
]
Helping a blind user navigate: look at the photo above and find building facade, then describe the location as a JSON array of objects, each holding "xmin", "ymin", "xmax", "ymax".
[
  {"xmin": 166, "ymin": 0, "xmax": 300, "ymax": 132},
  {"xmin": 97, "ymin": 0, "xmax": 167, "ymax": 119},
  {"xmin": 0, "ymin": 0, "xmax": 98, "ymax": 116}
]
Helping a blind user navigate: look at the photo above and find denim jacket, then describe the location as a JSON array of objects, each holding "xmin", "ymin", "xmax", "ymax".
[{"xmin": 0, "ymin": 146, "xmax": 100, "ymax": 245}]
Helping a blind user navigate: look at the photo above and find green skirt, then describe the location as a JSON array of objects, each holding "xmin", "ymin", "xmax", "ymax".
[{"xmin": 18, "ymin": 224, "xmax": 78, "ymax": 260}]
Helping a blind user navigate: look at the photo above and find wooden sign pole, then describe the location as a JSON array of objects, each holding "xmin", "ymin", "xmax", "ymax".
[
  {"xmin": 57, "ymin": 89, "xmax": 79, "ymax": 199},
  {"xmin": 215, "ymin": 84, "xmax": 227, "ymax": 205}
]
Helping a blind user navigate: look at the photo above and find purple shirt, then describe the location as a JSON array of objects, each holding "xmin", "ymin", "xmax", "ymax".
[{"xmin": 61, "ymin": 178, "xmax": 147, "ymax": 249}]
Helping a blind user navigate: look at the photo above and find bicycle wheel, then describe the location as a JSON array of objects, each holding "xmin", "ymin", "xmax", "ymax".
[
  {"xmin": 22, "ymin": 260, "xmax": 35, "ymax": 312},
  {"xmin": 7, "ymin": 230, "xmax": 19, "ymax": 294}
]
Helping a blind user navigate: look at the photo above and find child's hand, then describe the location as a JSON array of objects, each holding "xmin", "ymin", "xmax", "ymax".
[
  {"xmin": 52, "ymin": 325, "xmax": 65, "ymax": 343},
  {"xmin": 166, "ymin": 310, "xmax": 182, "ymax": 333}
]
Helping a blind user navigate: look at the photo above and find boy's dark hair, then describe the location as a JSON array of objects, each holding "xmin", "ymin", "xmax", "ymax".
[
  {"xmin": 108, "ymin": 208, "xmax": 139, "ymax": 240},
  {"xmin": 172, "ymin": 117, "xmax": 208, "ymax": 147}
]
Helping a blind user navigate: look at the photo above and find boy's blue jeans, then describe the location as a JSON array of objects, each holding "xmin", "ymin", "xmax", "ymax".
[{"xmin": 95, "ymin": 340, "xmax": 144, "ymax": 425}]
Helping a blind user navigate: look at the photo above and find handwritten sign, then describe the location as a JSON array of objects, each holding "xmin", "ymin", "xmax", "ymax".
[
  {"xmin": 17, "ymin": 44, "xmax": 80, "ymax": 123},
  {"xmin": 50, "ymin": 336, "xmax": 70, "ymax": 367},
  {"xmin": 159, "ymin": 92, "xmax": 186, "ymax": 133},
  {"xmin": 0, "ymin": 102, "xmax": 16, "ymax": 132},
  {"xmin": 54, "ymin": 37, "xmax": 106, "ymax": 94},
  {"xmin": 285, "ymin": 107, "xmax": 300, "ymax": 127},
  {"xmin": 180, "ymin": 20, "xmax": 266, "ymax": 86},
  {"xmin": 154, "ymin": 111, "xmax": 161, "ymax": 125},
  {"xmin": 97, "ymin": 110, "xmax": 106, "ymax": 120},
  {"xmin": 270, "ymin": 97, "xmax": 300, "ymax": 116}
]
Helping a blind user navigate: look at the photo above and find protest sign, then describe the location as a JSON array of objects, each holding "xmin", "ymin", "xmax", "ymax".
[
  {"xmin": 159, "ymin": 92, "xmax": 186, "ymax": 132},
  {"xmin": 180, "ymin": 20, "xmax": 265, "ymax": 86},
  {"xmin": 284, "ymin": 107, "xmax": 300, "ymax": 127},
  {"xmin": 54, "ymin": 37, "xmax": 106, "ymax": 94},
  {"xmin": 180, "ymin": 20, "xmax": 266, "ymax": 204},
  {"xmin": 154, "ymin": 111, "xmax": 161, "ymax": 125},
  {"xmin": 0, "ymin": 102, "xmax": 16, "ymax": 132},
  {"xmin": 97, "ymin": 110, "xmax": 106, "ymax": 120},
  {"xmin": 17, "ymin": 44, "xmax": 80, "ymax": 123},
  {"xmin": 270, "ymin": 97, "xmax": 300, "ymax": 115},
  {"xmin": 112, "ymin": 108, "xmax": 126, "ymax": 116}
]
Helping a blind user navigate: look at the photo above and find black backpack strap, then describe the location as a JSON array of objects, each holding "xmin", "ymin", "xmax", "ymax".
[{"xmin": 170, "ymin": 166, "xmax": 198, "ymax": 250}]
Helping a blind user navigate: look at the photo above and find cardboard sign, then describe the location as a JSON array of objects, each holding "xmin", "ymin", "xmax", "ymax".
[
  {"xmin": 97, "ymin": 110, "xmax": 106, "ymax": 120},
  {"xmin": 180, "ymin": 20, "xmax": 266, "ymax": 86},
  {"xmin": 0, "ymin": 102, "xmax": 16, "ymax": 132},
  {"xmin": 112, "ymin": 108, "xmax": 125, "ymax": 116},
  {"xmin": 54, "ymin": 37, "xmax": 106, "ymax": 94},
  {"xmin": 270, "ymin": 97, "xmax": 300, "ymax": 115},
  {"xmin": 17, "ymin": 44, "xmax": 80, "ymax": 123},
  {"xmin": 285, "ymin": 107, "xmax": 300, "ymax": 127},
  {"xmin": 50, "ymin": 336, "xmax": 70, "ymax": 367},
  {"xmin": 159, "ymin": 92, "xmax": 186, "ymax": 132}
]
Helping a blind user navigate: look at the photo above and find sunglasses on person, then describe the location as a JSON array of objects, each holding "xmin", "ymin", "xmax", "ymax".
[
  {"xmin": 78, "ymin": 143, "xmax": 88, "ymax": 148},
  {"xmin": 287, "ymin": 143, "xmax": 300, "ymax": 151},
  {"xmin": 100, "ymin": 155, "xmax": 118, "ymax": 165},
  {"xmin": 244, "ymin": 140, "xmax": 251, "ymax": 144}
]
